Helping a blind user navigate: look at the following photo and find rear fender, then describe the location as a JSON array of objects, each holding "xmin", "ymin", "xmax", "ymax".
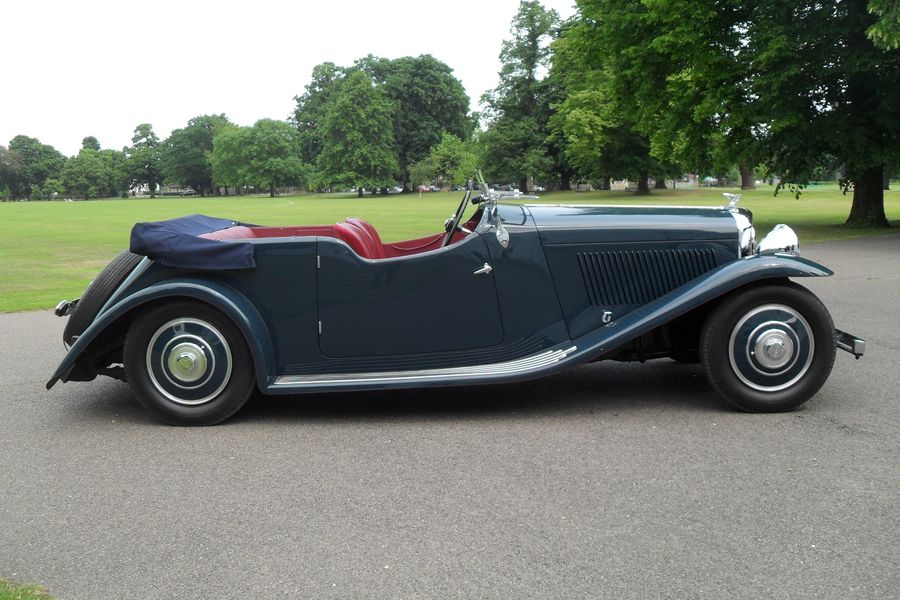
[
  {"xmin": 47, "ymin": 279, "xmax": 275, "ymax": 391},
  {"xmin": 576, "ymin": 253, "xmax": 833, "ymax": 358}
]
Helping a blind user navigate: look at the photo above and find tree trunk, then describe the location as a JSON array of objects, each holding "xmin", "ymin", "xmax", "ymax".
[
  {"xmin": 884, "ymin": 168, "xmax": 891, "ymax": 190},
  {"xmin": 559, "ymin": 176, "xmax": 571, "ymax": 191},
  {"xmin": 357, "ymin": 188, "xmax": 364, "ymax": 198},
  {"xmin": 518, "ymin": 177, "xmax": 528, "ymax": 193},
  {"xmin": 846, "ymin": 166, "xmax": 889, "ymax": 227},
  {"xmin": 740, "ymin": 164, "xmax": 756, "ymax": 190},
  {"xmin": 635, "ymin": 172, "xmax": 650, "ymax": 195},
  {"xmin": 654, "ymin": 178, "xmax": 667, "ymax": 189},
  {"xmin": 269, "ymin": 183, "xmax": 276, "ymax": 198}
]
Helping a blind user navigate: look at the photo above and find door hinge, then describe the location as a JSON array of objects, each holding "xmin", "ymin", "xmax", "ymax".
[{"xmin": 318, "ymin": 320, "xmax": 323, "ymax": 335}]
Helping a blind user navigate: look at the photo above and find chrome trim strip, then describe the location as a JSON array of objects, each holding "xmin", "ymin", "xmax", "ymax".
[
  {"xmin": 273, "ymin": 345, "xmax": 577, "ymax": 387},
  {"xmin": 96, "ymin": 256, "xmax": 152, "ymax": 318}
]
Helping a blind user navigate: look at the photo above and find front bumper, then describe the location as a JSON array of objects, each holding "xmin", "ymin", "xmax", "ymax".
[{"xmin": 835, "ymin": 329, "xmax": 865, "ymax": 359}]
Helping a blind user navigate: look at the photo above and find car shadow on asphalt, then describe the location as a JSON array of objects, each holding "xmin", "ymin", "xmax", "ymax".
[
  {"xmin": 231, "ymin": 360, "xmax": 725, "ymax": 425},
  {"xmin": 62, "ymin": 360, "xmax": 726, "ymax": 426}
]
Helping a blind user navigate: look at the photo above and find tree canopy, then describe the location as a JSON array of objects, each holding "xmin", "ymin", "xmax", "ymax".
[
  {"xmin": 293, "ymin": 54, "xmax": 472, "ymax": 190},
  {"xmin": 162, "ymin": 114, "xmax": 232, "ymax": 195},
  {"xmin": 480, "ymin": 1, "xmax": 561, "ymax": 191},
  {"xmin": 1, "ymin": 135, "xmax": 65, "ymax": 199},
  {"xmin": 211, "ymin": 120, "xmax": 306, "ymax": 197},
  {"xmin": 127, "ymin": 124, "xmax": 163, "ymax": 197},
  {"xmin": 316, "ymin": 70, "xmax": 399, "ymax": 196}
]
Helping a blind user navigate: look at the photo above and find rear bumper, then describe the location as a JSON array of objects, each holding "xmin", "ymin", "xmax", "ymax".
[{"xmin": 835, "ymin": 329, "xmax": 865, "ymax": 359}]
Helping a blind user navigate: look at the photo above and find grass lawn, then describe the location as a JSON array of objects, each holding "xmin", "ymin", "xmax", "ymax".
[
  {"xmin": 0, "ymin": 184, "xmax": 897, "ymax": 313},
  {"xmin": 0, "ymin": 579, "xmax": 53, "ymax": 600}
]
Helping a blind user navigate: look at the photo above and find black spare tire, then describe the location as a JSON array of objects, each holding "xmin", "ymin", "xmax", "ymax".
[{"xmin": 64, "ymin": 250, "xmax": 143, "ymax": 346}]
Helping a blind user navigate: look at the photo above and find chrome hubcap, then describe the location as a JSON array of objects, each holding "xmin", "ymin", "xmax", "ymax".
[
  {"xmin": 754, "ymin": 329, "xmax": 794, "ymax": 370},
  {"xmin": 167, "ymin": 342, "xmax": 208, "ymax": 383},
  {"xmin": 728, "ymin": 304, "xmax": 814, "ymax": 392},
  {"xmin": 146, "ymin": 318, "xmax": 232, "ymax": 406}
]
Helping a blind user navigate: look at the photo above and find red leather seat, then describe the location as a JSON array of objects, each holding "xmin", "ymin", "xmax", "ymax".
[
  {"xmin": 346, "ymin": 218, "xmax": 382, "ymax": 245},
  {"xmin": 332, "ymin": 222, "xmax": 381, "ymax": 259},
  {"xmin": 343, "ymin": 218, "xmax": 386, "ymax": 259}
]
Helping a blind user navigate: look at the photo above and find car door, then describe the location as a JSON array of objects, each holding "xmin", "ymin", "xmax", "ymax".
[{"xmin": 316, "ymin": 233, "xmax": 504, "ymax": 358}]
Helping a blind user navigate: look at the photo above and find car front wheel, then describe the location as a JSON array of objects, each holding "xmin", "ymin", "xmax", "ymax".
[
  {"xmin": 124, "ymin": 301, "xmax": 255, "ymax": 425},
  {"xmin": 700, "ymin": 282, "xmax": 836, "ymax": 412}
]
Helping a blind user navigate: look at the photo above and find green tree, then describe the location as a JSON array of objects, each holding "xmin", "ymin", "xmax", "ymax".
[
  {"xmin": 211, "ymin": 121, "xmax": 307, "ymax": 196},
  {"xmin": 43, "ymin": 177, "xmax": 64, "ymax": 199},
  {"xmin": 127, "ymin": 123, "xmax": 163, "ymax": 197},
  {"xmin": 317, "ymin": 71, "xmax": 399, "ymax": 197},
  {"xmin": 549, "ymin": 13, "xmax": 674, "ymax": 194},
  {"xmin": 162, "ymin": 114, "xmax": 231, "ymax": 195},
  {"xmin": 408, "ymin": 156, "xmax": 436, "ymax": 190},
  {"xmin": 244, "ymin": 120, "xmax": 306, "ymax": 197},
  {"xmin": 294, "ymin": 56, "xmax": 473, "ymax": 191},
  {"xmin": 98, "ymin": 149, "xmax": 129, "ymax": 197},
  {"xmin": 481, "ymin": 1, "xmax": 560, "ymax": 191},
  {"xmin": 210, "ymin": 125, "xmax": 247, "ymax": 194},
  {"xmin": 293, "ymin": 62, "xmax": 343, "ymax": 165},
  {"xmin": 868, "ymin": 0, "xmax": 900, "ymax": 49},
  {"xmin": 753, "ymin": 0, "xmax": 898, "ymax": 225},
  {"xmin": 0, "ymin": 145, "xmax": 23, "ymax": 198},
  {"xmin": 81, "ymin": 136, "xmax": 101, "ymax": 151},
  {"xmin": 4, "ymin": 136, "xmax": 65, "ymax": 198},
  {"xmin": 570, "ymin": 0, "xmax": 762, "ymax": 189},
  {"xmin": 62, "ymin": 149, "xmax": 107, "ymax": 199},
  {"xmin": 569, "ymin": 0, "xmax": 899, "ymax": 224},
  {"xmin": 429, "ymin": 132, "xmax": 478, "ymax": 186},
  {"xmin": 356, "ymin": 54, "xmax": 473, "ymax": 189}
]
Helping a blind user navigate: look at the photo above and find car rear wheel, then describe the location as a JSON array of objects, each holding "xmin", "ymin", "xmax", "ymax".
[
  {"xmin": 123, "ymin": 301, "xmax": 255, "ymax": 426},
  {"xmin": 64, "ymin": 250, "xmax": 143, "ymax": 346},
  {"xmin": 700, "ymin": 282, "xmax": 836, "ymax": 412}
]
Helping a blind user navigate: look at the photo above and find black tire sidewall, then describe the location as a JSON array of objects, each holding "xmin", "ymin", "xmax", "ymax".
[
  {"xmin": 64, "ymin": 250, "xmax": 143, "ymax": 345},
  {"xmin": 701, "ymin": 282, "xmax": 836, "ymax": 412},
  {"xmin": 124, "ymin": 301, "xmax": 255, "ymax": 426}
]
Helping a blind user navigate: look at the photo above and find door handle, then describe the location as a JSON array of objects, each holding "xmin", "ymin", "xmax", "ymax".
[{"xmin": 473, "ymin": 263, "xmax": 493, "ymax": 275}]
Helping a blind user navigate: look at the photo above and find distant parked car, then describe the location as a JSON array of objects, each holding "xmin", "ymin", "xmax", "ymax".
[
  {"xmin": 178, "ymin": 189, "xmax": 196, "ymax": 196},
  {"xmin": 417, "ymin": 185, "xmax": 431, "ymax": 192}
]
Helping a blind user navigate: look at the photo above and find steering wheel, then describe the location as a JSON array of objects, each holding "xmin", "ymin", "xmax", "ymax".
[{"xmin": 442, "ymin": 188, "xmax": 472, "ymax": 247}]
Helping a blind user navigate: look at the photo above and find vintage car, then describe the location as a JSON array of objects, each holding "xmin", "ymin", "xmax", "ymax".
[{"xmin": 47, "ymin": 181, "xmax": 865, "ymax": 425}]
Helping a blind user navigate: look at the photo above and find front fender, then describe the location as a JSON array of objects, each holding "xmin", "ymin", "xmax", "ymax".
[
  {"xmin": 574, "ymin": 253, "xmax": 833, "ymax": 359},
  {"xmin": 47, "ymin": 278, "xmax": 275, "ymax": 391}
]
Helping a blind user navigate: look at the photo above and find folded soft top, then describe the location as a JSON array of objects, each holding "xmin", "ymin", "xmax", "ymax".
[{"xmin": 130, "ymin": 214, "xmax": 256, "ymax": 269}]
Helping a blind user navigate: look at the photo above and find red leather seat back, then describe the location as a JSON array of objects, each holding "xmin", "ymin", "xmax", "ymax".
[
  {"xmin": 332, "ymin": 222, "xmax": 379, "ymax": 259},
  {"xmin": 344, "ymin": 218, "xmax": 385, "ymax": 258},
  {"xmin": 346, "ymin": 218, "xmax": 382, "ymax": 245}
]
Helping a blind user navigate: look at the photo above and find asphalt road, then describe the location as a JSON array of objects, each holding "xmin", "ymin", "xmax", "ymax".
[{"xmin": 1, "ymin": 235, "xmax": 898, "ymax": 600}]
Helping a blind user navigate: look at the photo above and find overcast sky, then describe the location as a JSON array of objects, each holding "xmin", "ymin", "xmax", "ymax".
[{"xmin": 2, "ymin": 0, "xmax": 576, "ymax": 157}]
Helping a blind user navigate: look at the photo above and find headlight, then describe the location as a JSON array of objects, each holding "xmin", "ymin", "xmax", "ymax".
[{"xmin": 757, "ymin": 224, "xmax": 799, "ymax": 254}]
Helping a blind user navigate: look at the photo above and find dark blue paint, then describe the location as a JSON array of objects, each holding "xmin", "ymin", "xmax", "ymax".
[{"xmin": 48, "ymin": 201, "xmax": 835, "ymax": 395}]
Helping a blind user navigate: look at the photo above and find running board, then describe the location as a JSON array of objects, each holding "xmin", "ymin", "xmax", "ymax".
[{"xmin": 270, "ymin": 345, "xmax": 578, "ymax": 391}]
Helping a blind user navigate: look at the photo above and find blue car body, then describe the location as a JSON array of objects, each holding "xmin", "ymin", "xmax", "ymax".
[{"xmin": 47, "ymin": 190, "xmax": 863, "ymax": 424}]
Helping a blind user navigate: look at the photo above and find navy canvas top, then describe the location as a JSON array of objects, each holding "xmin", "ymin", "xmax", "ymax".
[{"xmin": 130, "ymin": 214, "xmax": 256, "ymax": 269}]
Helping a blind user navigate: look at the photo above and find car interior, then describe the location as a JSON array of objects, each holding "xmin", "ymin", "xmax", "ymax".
[{"xmin": 198, "ymin": 209, "xmax": 484, "ymax": 260}]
